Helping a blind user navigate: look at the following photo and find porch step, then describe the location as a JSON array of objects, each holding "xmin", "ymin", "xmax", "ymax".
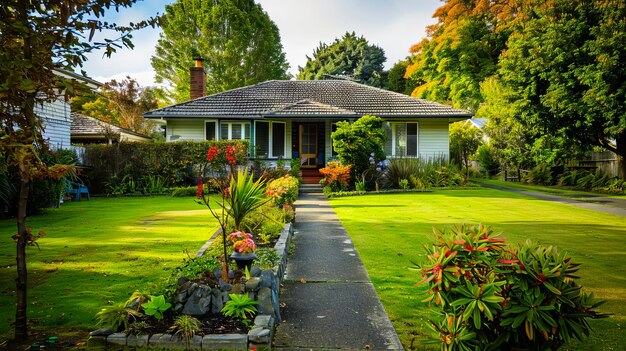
[
  {"xmin": 300, "ymin": 184, "xmax": 323, "ymax": 194},
  {"xmin": 301, "ymin": 169, "xmax": 323, "ymax": 185}
]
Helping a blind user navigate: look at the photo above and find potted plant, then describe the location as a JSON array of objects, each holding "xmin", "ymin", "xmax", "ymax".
[{"xmin": 228, "ymin": 231, "xmax": 257, "ymax": 270}]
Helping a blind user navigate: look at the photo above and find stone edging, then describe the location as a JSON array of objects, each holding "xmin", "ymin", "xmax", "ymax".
[{"xmin": 90, "ymin": 222, "xmax": 294, "ymax": 350}]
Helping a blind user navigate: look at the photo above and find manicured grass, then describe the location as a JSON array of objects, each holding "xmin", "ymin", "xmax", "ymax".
[
  {"xmin": 0, "ymin": 196, "xmax": 218, "ymax": 340},
  {"xmin": 480, "ymin": 178, "xmax": 626, "ymax": 200},
  {"xmin": 330, "ymin": 188, "xmax": 626, "ymax": 350}
]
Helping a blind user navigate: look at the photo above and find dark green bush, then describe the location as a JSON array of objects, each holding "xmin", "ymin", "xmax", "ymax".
[
  {"xmin": 84, "ymin": 140, "xmax": 249, "ymax": 194},
  {"xmin": 170, "ymin": 186, "xmax": 197, "ymax": 197},
  {"xmin": 476, "ymin": 144, "xmax": 499, "ymax": 177}
]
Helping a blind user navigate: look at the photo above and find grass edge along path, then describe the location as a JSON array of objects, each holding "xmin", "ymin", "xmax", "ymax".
[
  {"xmin": 0, "ymin": 196, "xmax": 218, "ymax": 341},
  {"xmin": 330, "ymin": 188, "xmax": 626, "ymax": 350}
]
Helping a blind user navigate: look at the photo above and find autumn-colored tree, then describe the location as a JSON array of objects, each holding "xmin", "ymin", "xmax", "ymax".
[
  {"xmin": 405, "ymin": 0, "xmax": 535, "ymax": 110},
  {"xmin": 72, "ymin": 77, "xmax": 158, "ymax": 135},
  {"xmin": 0, "ymin": 0, "xmax": 158, "ymax": 342}
]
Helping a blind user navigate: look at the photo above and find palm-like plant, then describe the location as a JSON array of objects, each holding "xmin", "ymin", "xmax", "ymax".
[{"xmin": 226, "ymin": 169, "xmax": 269, "ymax": 231}]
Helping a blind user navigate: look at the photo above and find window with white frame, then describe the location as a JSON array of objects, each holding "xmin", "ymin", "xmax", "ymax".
[
  {"xmin": 254, "ymin": 121, "xmax": 286, "ymax": 158},
  {"xmin": 220, "ymin": 122, "xmax": 250, "ymax": 140},
  {"xmin": 205, "ymin": 121, "xmax": 217, "ymax": 140},
  {"xmin": 384, "ymin": 122, "xmax": 418, "ymax": 157}
]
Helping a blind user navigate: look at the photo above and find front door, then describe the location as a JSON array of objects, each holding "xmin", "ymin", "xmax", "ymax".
[{"xmin": 299, "ymin": 124, "xmax": 318, "ymax": 168}]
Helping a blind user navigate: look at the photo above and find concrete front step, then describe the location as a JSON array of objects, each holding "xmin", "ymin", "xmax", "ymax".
[{"xmin": 300, "ymin": 184, "xmax": 323, "ymax": 194}]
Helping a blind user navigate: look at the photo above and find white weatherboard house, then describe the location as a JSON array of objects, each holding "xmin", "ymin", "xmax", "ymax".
[
  {"xmin": 40, "ymin": 69, "xmax": 101, "ymax": 150},
  {"xmin": 143, "ymin": 78, "xmax": 472, "ymax": 168}
]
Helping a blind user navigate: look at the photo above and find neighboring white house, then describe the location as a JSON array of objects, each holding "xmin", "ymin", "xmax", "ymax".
[
  {"xmin": 144, "ymin": 77, "xmax": 473, "ymax": 167},
  {"xmin": 39, "ymin": 69, "xmax": 101, "ymax": 150}
]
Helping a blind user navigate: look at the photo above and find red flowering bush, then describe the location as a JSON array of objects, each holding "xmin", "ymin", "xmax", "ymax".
[{"xmin": 416, "ymin": 224, "xmax": 607, "ymax": 350}]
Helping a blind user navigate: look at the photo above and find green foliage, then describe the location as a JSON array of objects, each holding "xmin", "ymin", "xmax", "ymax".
[
  {"xmin": 475, "ymin": 145, "xmax": 499, "ymax": 177},
  {"xmin": 71, "ymin": 77, "xmax": 158, "ymax": 135},
  {"xmin": 384, "ymin": 158, "xmax": 465, "ymax": 190},
  {"xmin": 355, "ymin": 180, "xmax": 366, "ymax": 192},
  {"xmin": 176, "ymin": 255, "xmax": 220, "ymax": 280},
  {"xmin": 95, "ymin": 302, "xmax": 142, "ymax": 332},
  {"xmin": 526, "ymin": 163, "xmax": 553, "ymax": 186},
  {"xmin": 221, "ymin": 294, "xmax": 258, "ymax": 326},
  {"xmin": 387, "ymin": 60, "xmax": 414, "ymax": 95},
  {"xmin": 125, "ymin": 321, "xmax": 151, "ymax": 335},
  {"xmin": 500, "ymin": 0, "xmax": 626, "ymax": 169},
  {"xmin": 240, "ymin": 202, "xmax": 285, "ymax": 245},
  {"xmin": 226, "ymin": 170, "xmax": 269, "ymax": 231},
  {"xmin": 84, "ymin": 140, "xmax": 249, "ymax": 194},
  {"xmin": 298, "ymin": 32, "xmax": 386, "ymax": 87},
  {"xmin": 171, "ymin": 186, "xmax": 198, "ymax": 197},
  {"xmin": 289, "ymin": 158, "xmax": 301, "ymax": 178},
  {"xmin": 254, "ymin": 248, "xmax": 281, "ymax": 270},
  {"xmin": 152, "ymin": 0, "xmax": 290, "ymax": 102},
  {"xmin": 332, "ymin": 115, "xmax": 386, "ymax": 180},
  {"xmin": 169, "ymin": 315, "xmax": 202, "ymax": 348},
  {"xmin": 449, "ymin": 121, "xmax": 483, "ymax": 175},
  {"xmin": 141, "ymin": 295, "xmax": 172, "ymax": 320},
  {"xmin": 417, "ymin": 224, "xmax": 607, "ymax": 350}
]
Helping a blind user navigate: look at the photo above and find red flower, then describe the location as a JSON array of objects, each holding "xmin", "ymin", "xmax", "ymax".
[
  {"xmin": 207, "ymin": 146, "xmax": 219, "ymax": 161},
  {"xmin": 196, "ymin": 178, "xmax": 203, "ymax": 199}
]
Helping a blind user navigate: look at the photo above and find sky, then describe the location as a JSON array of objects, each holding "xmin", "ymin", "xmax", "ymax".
[{"xmin": 82, "ymin": 0, "xmax": 442, "ymax": 88}]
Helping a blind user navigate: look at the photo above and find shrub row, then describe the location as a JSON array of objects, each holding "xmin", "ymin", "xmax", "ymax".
[{"xmin": 83, "ymin": 141, "xmax": 249, "ymax": 194}]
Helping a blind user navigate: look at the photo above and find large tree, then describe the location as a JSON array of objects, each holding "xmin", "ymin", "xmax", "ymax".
[
  {"xmin": 500, "ymin": 0, "xmax": 626, "ymax": 175},
  {"xmin": 297, "ymin": 32, "xmax": 386, "ymax": 87},
  {"xmin": 0, "ymin": 0, "xmax": 157, "ymax": 342},
  {"xmin": 405, "ymin": 0, "xmax": 532, "ymax": 110},
  {"xmin": 152, "ymin": 0, "xmax": 290, "ymax": 102},
  {"xmin": 72, "ymin": 77, "xmax": 159, "ymax": 135}
]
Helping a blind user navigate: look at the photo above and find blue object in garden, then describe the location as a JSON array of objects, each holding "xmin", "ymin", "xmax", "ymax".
[{"xmin": 65, "ymin": 179, "xmax": 90, "ymax": 201}]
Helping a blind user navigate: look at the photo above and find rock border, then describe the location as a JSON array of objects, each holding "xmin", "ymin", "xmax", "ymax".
[{"xmin": 91, "ymin": 222, "xmax": 293, "ymax": 350}]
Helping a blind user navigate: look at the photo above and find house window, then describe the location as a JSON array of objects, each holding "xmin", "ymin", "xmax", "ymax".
[
  {"xmin": 385, "ymin": 122, "xmax": 418, "ymax": 157},
  {"xmin": 220, "ymin": 122, "xmax": 250, "ymax": 140},
  {"xmin": 205, "ymin": 121, "xmax": 217, "ymax": 140},
  {"xmin": 254, "ymin": 121, "xmax": 286, "ymax": 158}
]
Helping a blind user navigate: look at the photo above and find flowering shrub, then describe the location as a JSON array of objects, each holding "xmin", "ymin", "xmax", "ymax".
[
  {"xmin": 228, "ymin": 231, "xmax": 256, "ymax": 254},
  {"xmin": 266, "ymin": 174, "xmax": 299, "ymax": 207},
  {"xmin": 319, "ymin": 161, "xmax": 352, "ymax": 192},
  {"xmin": 417, "ymin": 225, "xmax": 607, "ymax": 350}
]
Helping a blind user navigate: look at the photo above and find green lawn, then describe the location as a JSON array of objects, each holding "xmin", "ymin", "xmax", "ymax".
[
  {"xmin": 0, "ymin": 196, "xmax": 218, "ymax": 340},
  {"xmin": 330, "ymin": 188, "xmax": 626, "ymax": 350},
  {"xmin": 479, "ymin": 178, "xmax": 626, "ymax": 200}
]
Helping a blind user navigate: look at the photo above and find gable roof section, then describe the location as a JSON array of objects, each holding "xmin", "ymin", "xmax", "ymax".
[
  {"xmin": 71, "ymin": 112, "xmax": 150, "ymax": 139},
  {"xmin": 144, "ymin": 80, "xmax": 472, "ymax": 119}
]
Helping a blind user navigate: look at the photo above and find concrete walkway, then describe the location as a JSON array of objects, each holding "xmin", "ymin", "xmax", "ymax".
[
  {"xmin": 273, "ymin": 189, "xmax": 404, "ymax": 350},
  {"xmin": 478, "ymin": 182, "xmax": 626, "ymax": 217}
]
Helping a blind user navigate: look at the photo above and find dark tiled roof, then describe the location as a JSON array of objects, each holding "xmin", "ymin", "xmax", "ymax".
[
  {"xmin": 71, "ymin": 112, "xmax": 149, "ymax": 138},
  {"xmin": 144, "ymin": 80, "xmax": 472, "ymax": 119}
]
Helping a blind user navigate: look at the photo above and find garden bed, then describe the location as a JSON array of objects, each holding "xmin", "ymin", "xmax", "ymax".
[{"xmin": 90, "ymin": 222, "xmax": 294, "ymax": 350}]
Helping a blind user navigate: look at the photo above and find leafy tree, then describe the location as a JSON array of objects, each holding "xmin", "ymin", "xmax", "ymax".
[
  {"xmin": 332, "ymin": 115, "xmax": 386, "ymax": 181},
  {"xmin": 298, "ymin": 32, "xmax": 386, "ymax": 87},
  {"xmin": 387, "ymin": 59, "xmax": 414, "ymax": 95},
  {"xmin": 476, "ymin": 76, "xmax": 530, "ymax": 170},
  {"xmin": 72, "ymin": 77, "xmax": 158, "ymax": 135},
  {"xmin": 499, "ymin": 0, "xmax": 626, "ymax": 177},
  {"xmin": 151, "ymin": 0, "xmax": 290, "ymax": 102},
  {"xmin": 405, "ymin": 0, "xmax": 530, "ymax": 110},
  {"xmin": 449, "ymin": 121, "xmax": 483, "ymax": 177},
  {"xmin": 0, "ymin": 0, "xmax": 157, "ymax": 341}
]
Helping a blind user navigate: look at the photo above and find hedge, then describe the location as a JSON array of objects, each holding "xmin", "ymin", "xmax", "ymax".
[{"xmin": 83, "ymin": 140, "xmax": 249, "ymax": 194}]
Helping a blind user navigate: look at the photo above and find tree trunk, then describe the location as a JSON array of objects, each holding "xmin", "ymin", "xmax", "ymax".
[
  {"xmin": 15, "ymin": 177, "xmax": 29, "ymax": 341},
  {"xmin": 616, "ymin": 133, "xmax": 626, "ymax": 180}
]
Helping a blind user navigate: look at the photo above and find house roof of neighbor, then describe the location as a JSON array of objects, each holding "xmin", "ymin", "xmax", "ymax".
[
  {"xmin": 71, "ymin": 112, "xmax": 150, "ymax": 139},
  {"xmin": 144, "ymin": 80, "xmax": 473, "ymax": 120}
]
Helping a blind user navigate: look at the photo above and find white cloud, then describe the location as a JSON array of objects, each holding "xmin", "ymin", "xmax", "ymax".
[{"xmin": 91, "ymin": 70, "xmax": 162, "ymax": 88}]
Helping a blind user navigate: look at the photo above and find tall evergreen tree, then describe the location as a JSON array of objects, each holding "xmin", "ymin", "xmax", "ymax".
[
  {"xmin": 151, "ymin": 0, "xmax": 290, "ymax": 102},
  {"xmin": 297, "ymin": 32, "xmax": 386, "ymax": 87}
]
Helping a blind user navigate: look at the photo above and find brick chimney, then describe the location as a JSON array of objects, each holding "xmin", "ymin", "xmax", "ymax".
[{"xmin": 190, "ymin": 58, "xmax": 206, "ymax": 100}]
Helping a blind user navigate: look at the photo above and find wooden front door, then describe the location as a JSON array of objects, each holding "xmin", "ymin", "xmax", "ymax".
[{"xmin": 299, "ymin": 124, "xmax": 318, "ymax": 168}]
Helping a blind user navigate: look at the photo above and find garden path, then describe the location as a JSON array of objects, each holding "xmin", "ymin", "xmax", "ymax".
[
  {"xmin": 273, "ymin": 186, "xmax": 404, "ymax": 350},
  {"xmin": 478, "ymin": 182, "xmax": 626, "ymax": 217}
]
